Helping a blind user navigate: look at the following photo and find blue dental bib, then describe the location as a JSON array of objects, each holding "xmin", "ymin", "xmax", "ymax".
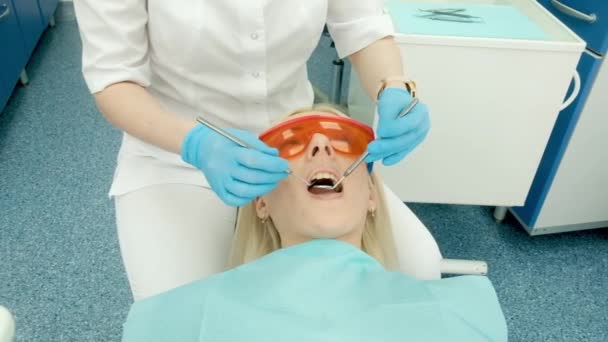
[{"xmin": 122, "ymin": 239, "xmax": 507, "ymax": 341}]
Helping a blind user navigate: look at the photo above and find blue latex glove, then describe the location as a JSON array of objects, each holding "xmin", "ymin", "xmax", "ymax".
[
  {"xmin": 365, "ymin": 88, "xmax": 430, "ymax": 166},
  {"xmin": 181, "ymin": 124, "xmax": 289, "ymax": 207}
]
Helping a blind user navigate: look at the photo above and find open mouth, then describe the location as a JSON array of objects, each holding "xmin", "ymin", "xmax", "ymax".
[{"xmin": 307, "ymin": 172, "xmax": 344, "ymax": 194}]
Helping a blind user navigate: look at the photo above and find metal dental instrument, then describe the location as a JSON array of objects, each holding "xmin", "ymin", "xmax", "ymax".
[
  {"xmin": 325, "ymin": 97, "xmax": 420, "ymax": 191},
  {"xmin": 416, "ymin": 8, "xmax": 483, "ymax": 23},
  {"xmin": 195, "ymin": 116, "xmax": 311, "ymax": 186},
  {"xmin": 419, "ymin": 8, "xmax": 472, "ymax": 18}
]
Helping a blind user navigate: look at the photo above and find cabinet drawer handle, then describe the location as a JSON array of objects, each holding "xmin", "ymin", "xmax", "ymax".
[
  {"xmin": 559, "ymin": 71, "xmax": 581, "ymax": 111},
  {"xmin": 0, "ymin": 4, "xmax": 11, "ymax": 21},
  {"xmin": 551, "ymin": 0, "xmax": 597, "ymax": 23}
]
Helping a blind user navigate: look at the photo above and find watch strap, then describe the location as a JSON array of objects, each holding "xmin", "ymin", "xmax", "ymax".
[{"xmin": 376, "ymin": 76, "xmax": 417, "ymax": 100}]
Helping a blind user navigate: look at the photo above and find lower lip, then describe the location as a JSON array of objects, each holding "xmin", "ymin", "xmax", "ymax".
[{"xmin": 307, "ymin": 189, "xmax": 344, "ymax": 200}]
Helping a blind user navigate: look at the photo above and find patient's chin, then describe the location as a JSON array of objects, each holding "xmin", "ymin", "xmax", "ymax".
[
  {"xmin": 306, "ymin": 220, "xmax": 359, "ymax": 239},
  {"xmin": 290, "ymin": 194, "xmax": 367, "ymax": 240}
]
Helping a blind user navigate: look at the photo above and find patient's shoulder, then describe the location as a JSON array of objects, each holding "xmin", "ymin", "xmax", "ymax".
[
  {"xmin": 426, "ymin": 275, "xmax": 501, "ymax": 307},
  {"xmin": 122, "ymin": 275, "xmax": 223, "ymax": 341},
  {"xmin": 426, "ymin": 276, "xmax": 508, "ymax": 341},
  {"xmin": 428, "ymin": 275, "xmax": 495, "ymax": 292}
]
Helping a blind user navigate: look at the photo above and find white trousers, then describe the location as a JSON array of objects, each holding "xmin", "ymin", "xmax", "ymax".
[{"xmin": 115, "ymin": 184, "xmax": 236, "ymax": 300}]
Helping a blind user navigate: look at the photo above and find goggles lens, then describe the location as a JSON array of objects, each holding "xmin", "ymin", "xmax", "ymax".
[{"xmin": 259, "ymin": 115, "xmax": 374, "ymax": 159}]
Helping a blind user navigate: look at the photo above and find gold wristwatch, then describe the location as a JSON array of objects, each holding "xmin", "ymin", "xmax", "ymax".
[{"xmin": 375, "ymin": 76, "xmax": 417, "ymax": 101}]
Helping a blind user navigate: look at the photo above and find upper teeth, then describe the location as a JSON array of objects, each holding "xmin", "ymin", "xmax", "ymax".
[{"xmin": 311, "ymin": 172, "xmax": 337, "ymax": 182}]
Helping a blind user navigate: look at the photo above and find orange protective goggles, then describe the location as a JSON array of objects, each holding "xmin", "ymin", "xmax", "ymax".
[{"xmin": 259, "ymin": 115, "xmax": 375, "ymax": 160}]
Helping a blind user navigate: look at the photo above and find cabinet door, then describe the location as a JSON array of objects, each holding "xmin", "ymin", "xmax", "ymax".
[
  {"xmin": 534, "ymin": 57, "xmax": 608, "ymax": 228},
  {"xmin": 0, "ymin": 0, "xmax": 26, "ymax": 112},
  {"xmin": 11, "ymin": 0, "xmax": 44, "ymax": 57},
  {"xmin": 37, "ymin": 0, "xmax": 58, "ymax": 27},
  {"xmin": 511, "ymin": 52, "xmax": 603, "ymax": 226}
]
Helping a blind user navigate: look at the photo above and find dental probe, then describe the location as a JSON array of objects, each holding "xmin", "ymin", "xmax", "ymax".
[
  {"xmin": 328, "ymin": 97, "xmax": 420, "ymax": 190},
  {"xmin": 195, "ymin": 116, "xmax": 311, "ymax": 186}
]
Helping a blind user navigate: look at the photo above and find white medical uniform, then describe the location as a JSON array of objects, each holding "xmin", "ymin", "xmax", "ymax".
[{"xmin": 74, "ymin": 0, "xmax": 395, "ymax": 300}]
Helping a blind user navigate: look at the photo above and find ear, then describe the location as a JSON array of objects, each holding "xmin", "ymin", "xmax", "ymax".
[
  {"xmin": 367, "ymin": 176, "xmax": 377, "ymax": 213},
  {"xmin": 255, "ymin": 196, "xmax": 269, "ymax": 219}
]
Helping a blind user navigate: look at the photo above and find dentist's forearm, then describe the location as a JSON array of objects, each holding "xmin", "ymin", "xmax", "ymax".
[
  {"xmin": 94, "ymin": 82, "xmax": 196, "ymax": 154},
  {"xmin": 349, "ymin": 36, "xmax": 407, "ymax": 100}
]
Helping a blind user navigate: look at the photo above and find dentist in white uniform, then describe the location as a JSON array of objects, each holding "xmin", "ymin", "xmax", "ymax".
[{"xmin": 74, "ymin": 0, "xmax": 430, "ymax": 300}]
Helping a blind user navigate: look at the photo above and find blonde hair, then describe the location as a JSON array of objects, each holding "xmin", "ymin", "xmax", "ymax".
[{"xmin": 227, "ymin": 105, "xmax": 399, "ymax": 270}]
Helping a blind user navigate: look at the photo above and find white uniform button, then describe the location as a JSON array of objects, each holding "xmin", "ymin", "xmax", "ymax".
[
  {"xmin": 250, "ymin": 33, "xmax": 259, "ymax": 40},
  {"xmin": 252, "ymin": 71, "xmax": 260, "ymax": 78}
]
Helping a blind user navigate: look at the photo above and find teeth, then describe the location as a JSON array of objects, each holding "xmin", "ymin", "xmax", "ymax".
[{"xmin": 310, "ymin": 172, "xmax": 337, "ymax": 182}]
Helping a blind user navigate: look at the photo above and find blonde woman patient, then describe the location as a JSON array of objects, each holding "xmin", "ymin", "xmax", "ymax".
[
  {"xmin": 229, "ymin": 105, "xmax": 397, "ymax": 270},
  {"xmin": 121, "ymin": 107, "xmax": 507, "ymax": 342}
]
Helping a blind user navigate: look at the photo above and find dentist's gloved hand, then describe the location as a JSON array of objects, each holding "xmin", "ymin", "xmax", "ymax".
[
  {"xmin": 365, "ymin": 88, "xmax": 430, "ymax": 166},
  {"xmin": 182, "ymin": 124, "xmax": 289, "ymax": 207}
]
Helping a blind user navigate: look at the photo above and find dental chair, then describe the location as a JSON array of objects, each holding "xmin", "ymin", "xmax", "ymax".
[
  {"xmin": 0, "ymin": 192, "xmax": 485, "ymax": 342},
  {"xmin": 382, "ymin": 183, "xmax": 487, "ymax": 279},
  {"xmin": 0, "ymin": 306, "xmax": 15, "ymax": 342}
]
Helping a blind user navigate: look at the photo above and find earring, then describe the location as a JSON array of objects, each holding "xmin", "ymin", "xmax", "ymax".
[
  {"xmin": 261, "ymin": 216, "xmax": 268, "ymax": 224},
  {"xmin": 369, "ymin": 209, "xmax": 376, "ymax": 218}
]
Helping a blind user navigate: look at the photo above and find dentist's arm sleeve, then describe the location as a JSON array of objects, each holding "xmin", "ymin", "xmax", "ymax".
[
  {"xmin": 73, "ymin": 0, "xmax": 151, "ymax": 94},
  {"xmin": 326, "ymin": 0, "xmax": 395, "ymax": 59}
]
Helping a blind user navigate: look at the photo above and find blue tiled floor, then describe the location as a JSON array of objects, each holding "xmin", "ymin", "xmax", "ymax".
[{"xmin": 1, "ymin": 20, "xmax": 607, "ymax": 342}]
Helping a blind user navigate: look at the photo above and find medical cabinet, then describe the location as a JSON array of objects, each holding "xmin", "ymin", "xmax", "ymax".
[
  {"xmin": 347, "ymin": 0, "xmax": 585, "ymax": 207},
  {"xmin": 506, "ymin": 0, "xmax": 608, "ymax": 235},
  {"xmin": 0, "ymin": 0, "xmax": 59, "ymax": 113}
]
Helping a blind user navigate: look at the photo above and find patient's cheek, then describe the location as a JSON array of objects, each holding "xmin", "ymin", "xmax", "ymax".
[
  {"xmin": 272, "ymin": 174, "xmax": 303, "ymax": 203},
  {"xmin": 349, "ymin": 166, "xmax": 369, "ymax": 187}
]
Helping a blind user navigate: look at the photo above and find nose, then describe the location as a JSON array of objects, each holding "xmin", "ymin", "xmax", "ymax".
[{"xmin": 306, "ymin": 133, "xmax": 334, "ymax": 159}]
